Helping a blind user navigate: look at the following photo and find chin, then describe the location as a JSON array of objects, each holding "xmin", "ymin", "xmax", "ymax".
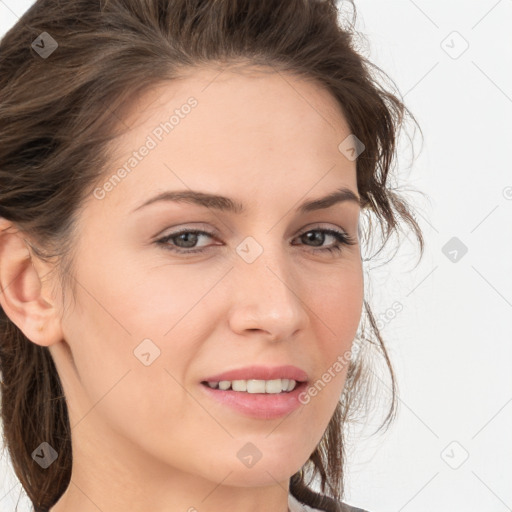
[{"xmin": 220, "ymin": 466, "xmax": 296, "ymax": 487}]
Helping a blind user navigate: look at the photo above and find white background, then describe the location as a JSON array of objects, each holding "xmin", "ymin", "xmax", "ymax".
[{"xmin": 1, "ymin": 1, "xmax": 511, "ymax": 511}]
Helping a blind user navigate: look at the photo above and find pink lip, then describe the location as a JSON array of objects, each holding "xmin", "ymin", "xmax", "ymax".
[
  {"xmin": 201, "ymin": 365, "xmax": 309, "ymax": 383},
  {"xmin": 199, "ymin": 380, "xmax": 308, "ymax": 419}
]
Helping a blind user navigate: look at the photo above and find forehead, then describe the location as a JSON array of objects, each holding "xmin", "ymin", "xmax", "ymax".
[
  {"xmin": 126, "ymin": 64, "xmax": 349, "ymax": 131},
  {"xmin": 119, "ymin": 66, "xmax": 352, "ymax": 162},
  {"xmin": 90, "ymin": 66, "xmax": 357, "ymax": 216}
]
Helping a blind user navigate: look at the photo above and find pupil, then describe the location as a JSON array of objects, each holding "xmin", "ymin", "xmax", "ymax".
[
  {"xmin": 305, "ymin": 231, "xmax": 323, "ymax": 246},
  {"xmin": 179, "ymin": 233, "xmax": 197, "ymax": 248}
]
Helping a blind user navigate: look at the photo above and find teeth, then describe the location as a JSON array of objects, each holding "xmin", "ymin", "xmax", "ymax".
[
  {"xmin": 232, "ymin": 380, "xmax": 247, "ymax": 392},
  {"xmin": 205, "ymin": 378, "xmax": 298, "ymax": 393},
  {"xmin": 218, "ymin": 380, "xmax": 230, "ymax": 390}
]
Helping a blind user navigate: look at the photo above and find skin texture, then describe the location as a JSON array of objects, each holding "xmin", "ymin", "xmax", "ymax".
[{"xmin": 0, "ymin": 67, "xmax": 364, "ymax": 512}]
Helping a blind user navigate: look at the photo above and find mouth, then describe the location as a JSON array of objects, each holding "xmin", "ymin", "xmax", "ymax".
[
  {"xmin": 200, "ymin": 377, "xmax": 305, "ymax": 394},
  {"xmin": 198, "ymin": 379, "xmax": 309, "ymax": 419},
  {"xmin": 200, "ymin": 364, "xmax": 309, "ymax": 389}
]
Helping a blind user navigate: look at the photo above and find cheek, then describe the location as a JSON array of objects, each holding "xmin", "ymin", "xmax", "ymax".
[
  {"xmin": 302, "ymin": 266, "xmax": 363, "ymax": 407},
  {"xmin": 61, "ymin": 280, "xmax": 195, "ymax": 449},
  {"xmin": 308, "ymin": 263, "xmax": 364, "ymax": 344},
  {"xmin": 115, "ymin": 259, "xmax": 225, "ymax": 336}
]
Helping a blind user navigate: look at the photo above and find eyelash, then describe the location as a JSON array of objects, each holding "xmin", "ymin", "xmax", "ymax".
[{"xmin": 155, "ymin": 227, "xmax": 357, "ymax": 256}]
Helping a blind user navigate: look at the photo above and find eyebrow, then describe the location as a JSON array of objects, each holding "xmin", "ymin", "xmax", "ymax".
[{"xmin": 131, "ymin": 186, "xmax": 361, "ymax": 215}]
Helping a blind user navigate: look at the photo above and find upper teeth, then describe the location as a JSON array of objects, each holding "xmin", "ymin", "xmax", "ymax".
[{"xmin": 206, "ymin": 379, "xmax": 297, "ymax": 393}]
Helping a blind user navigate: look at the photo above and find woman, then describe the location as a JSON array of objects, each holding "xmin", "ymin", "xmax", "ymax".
[{"xmin": 0, "ymin": 1, "xmax": 424, "ymax": 511}]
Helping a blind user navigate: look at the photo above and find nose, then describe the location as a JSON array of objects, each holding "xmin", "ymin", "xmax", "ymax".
[{"xmin": 227, "ymin": 241, "xmax": 309, "ymax": 342}]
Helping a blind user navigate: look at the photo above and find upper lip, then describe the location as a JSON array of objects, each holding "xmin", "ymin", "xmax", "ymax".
[{"xmin": 202, "ymin": 365, "xmax": 308, "ymax": 383}]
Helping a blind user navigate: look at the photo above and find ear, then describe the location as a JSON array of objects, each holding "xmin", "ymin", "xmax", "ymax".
[{"xmin": 0, "ymin": 217, "xmax": 64, "ymax": 347}]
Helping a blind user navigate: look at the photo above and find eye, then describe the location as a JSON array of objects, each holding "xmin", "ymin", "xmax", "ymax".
[
  {"xmin": 155, "ymin": 226, "xmax": 357, "ymax": 255},
  {"xmin": 293, "ymin": 227, "xmax": 357, "ymax": 255},
  {"xmin": 155, "ymin": 229, "xmax": 215, "ymax": 254}
]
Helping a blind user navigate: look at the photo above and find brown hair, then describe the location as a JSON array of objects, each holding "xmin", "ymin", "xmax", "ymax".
[{"xmin": 0, "ymin": 1, "xmax": 424, "ymax": 511}]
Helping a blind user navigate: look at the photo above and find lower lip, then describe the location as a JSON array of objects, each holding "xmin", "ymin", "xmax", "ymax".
[{"xmin": 199, "ymin": 381, "xmax": 308, "ymax": 419}]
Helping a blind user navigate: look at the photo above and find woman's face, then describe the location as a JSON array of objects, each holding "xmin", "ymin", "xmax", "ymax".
[{"xmin": 47, "ymin": 67, "xmax": 363, "ymax": 507}]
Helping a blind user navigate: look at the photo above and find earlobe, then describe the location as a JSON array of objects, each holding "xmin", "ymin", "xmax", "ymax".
[{"xmin": 0, "ymin": 217, "xmax": 63, "ymax": 347}]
